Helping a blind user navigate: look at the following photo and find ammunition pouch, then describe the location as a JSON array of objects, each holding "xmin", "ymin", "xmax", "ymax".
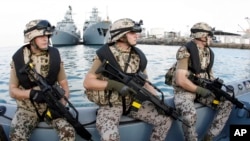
[{"xmin": 164, "ymin": 63, "xmax": 176, "ymax": 86}]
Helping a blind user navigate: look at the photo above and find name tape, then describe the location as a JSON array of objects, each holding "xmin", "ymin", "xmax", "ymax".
[{"xmin": 230, "ymin": 125, "xmax": 250, "ymax": 140}]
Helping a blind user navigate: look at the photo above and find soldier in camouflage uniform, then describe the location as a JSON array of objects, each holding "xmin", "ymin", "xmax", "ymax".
[
  {"xmin": 83, "ymin": 18, "xmax": 173, "ymax": 141},
  {"xmin": 171, "ymin": 22, "xmax": 233, "ymax": 141},
  {"xmin": 9, "ymin": 19, "xmax": 75, "ymax": 141}
]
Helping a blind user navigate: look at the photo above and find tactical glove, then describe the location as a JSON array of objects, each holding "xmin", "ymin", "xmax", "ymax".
[
  {"xmin": 30, "ymin": 89, "xmax": 45, "ymax": 103},
  {"xmin": 195, "ymin": 86, "xmax": 212, "ymax": 98},
  {"xmin": 106, "ymin": 79, "xmax": 135, "ymax": 96}
]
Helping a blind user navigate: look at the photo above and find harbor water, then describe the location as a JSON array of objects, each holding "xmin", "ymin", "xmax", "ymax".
[{"xmin": 0, "ymin": 44, "xmax": 250, "ymax": 107}]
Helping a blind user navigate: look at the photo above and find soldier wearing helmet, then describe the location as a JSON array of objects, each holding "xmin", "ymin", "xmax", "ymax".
[
  {"xmin": 23, "ymin": 19, "xmax": 55, "ymax": 50},
  {"xmin": 83, "ymin": 18, "xmax": 173, "ymax": 141},
  {"xmin": 9, "ymin": 19, "xmax": 76, "ymax": 140},
  {"xmin": 169, "ymin": 22, "xmax": 233, "ymax": 141},
  {"xmin": 190, "ymin": 22, "xmax": 214, "ymax": 47}
]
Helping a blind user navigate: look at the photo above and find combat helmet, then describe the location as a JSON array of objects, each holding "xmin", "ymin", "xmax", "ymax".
[
  {"xmin": 109, "ymin": 18, "xmax": 143, "ymax": 42},
  {"xmin": 24, "ymin": 19, "xmax": 55, "ymax": 43},
  {"xmin": 190, "ymin": 22, "xmax": 213, "ymax": 38}
]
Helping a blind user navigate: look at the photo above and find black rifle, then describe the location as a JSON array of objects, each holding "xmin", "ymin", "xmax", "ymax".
[
  {"xmin": 191, "ymin": 75, "xmax": 250, "ymax": 114},
  {"xmin": 96, "ymin": 60, "xmax": 190, "ymax": 127},
  {"xmin": 20, "ymin": 63, "xmax": 93, "ymax": 141}
]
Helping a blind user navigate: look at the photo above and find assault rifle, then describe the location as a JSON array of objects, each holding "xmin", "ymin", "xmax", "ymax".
[
  {"xmin": 191, "ymin": 75, "xmax": 250, "ymax": 114},
  {"xmin": 20, "ymin": 63, "xmax": 93, "ymax": 141},
  {"xmin": 96, "ymin": 60, "xmax": 190, "ymax": 127}
]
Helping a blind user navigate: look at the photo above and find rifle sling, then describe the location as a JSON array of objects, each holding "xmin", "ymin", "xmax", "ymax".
[
  {"xmin": 121, "ymin": 50, "xmax": 132, "ymax": 115},
  {"xmin": 30, "ymin": 99, "xmax": 47, "ymax": 121}
]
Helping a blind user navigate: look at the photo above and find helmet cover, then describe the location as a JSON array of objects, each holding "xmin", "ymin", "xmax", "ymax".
[
  {"xmin": 190, "ymin": 22, "xmax": 213, "ymax": 38},
  {"xmin": 110, "ymin": 18, "xmax": 142, "ymax": 42}
]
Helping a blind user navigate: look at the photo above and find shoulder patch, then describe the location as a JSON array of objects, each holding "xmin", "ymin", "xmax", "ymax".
[{"xmin": 176, "ymin": 46, "xmax": 190, "ymax": 60}]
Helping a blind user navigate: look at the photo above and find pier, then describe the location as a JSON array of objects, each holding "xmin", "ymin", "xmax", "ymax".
[{"xmin": 137, "ymin": 38, "xmax": 250, "ymax": 49}]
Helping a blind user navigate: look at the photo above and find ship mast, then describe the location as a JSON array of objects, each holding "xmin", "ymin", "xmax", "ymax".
[{"xmin": 106, "ymin": 6, "xmax": 109, "ymax": 21}]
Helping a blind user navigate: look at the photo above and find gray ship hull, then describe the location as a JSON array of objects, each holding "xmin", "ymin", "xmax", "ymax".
[
  {"xmin": 51, "ymin": 30, "xmax": 80, "ymax": 46},
  {"xmin": 83, "ymin": 21, "xmax": 111, "ymax": 45}
]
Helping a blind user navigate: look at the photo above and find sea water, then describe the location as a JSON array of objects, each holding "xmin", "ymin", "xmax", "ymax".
[{"xmin": 0, "ymin": 44, "xmax": 250, "ymax": 107}]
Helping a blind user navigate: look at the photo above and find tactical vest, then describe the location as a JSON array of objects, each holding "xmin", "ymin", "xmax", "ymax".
[
  {"xmin": 96, "ymin": 44, "xmax": 147, "ymax": 77},
  {"xmin": 185, "ymin": 41, "xmax": 214, "ymax": 77},
  {"xmin": 12, "ymin": 45, "xmax": 61, "ymax": 89}
]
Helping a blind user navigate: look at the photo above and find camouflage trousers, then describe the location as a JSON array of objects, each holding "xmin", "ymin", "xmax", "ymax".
[
  {"xmin": 96, "ymin": 101, "xmax": 173, "ymax": 141},
  {"xmin": 9, "ymin": 107, "xmax": 75, "ymax": 141},
  {"xmin": 174, "ymin": 91, "xmax": 233, "ymax": 141}
]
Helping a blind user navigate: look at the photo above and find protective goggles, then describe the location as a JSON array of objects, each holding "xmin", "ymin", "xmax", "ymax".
[
  {"xmin": 191, "ymin": 28, "xmax": 214, "ymax": 37},
  {"xmin": 24, "ymin": 20, "xmax": 55, "ymax": 34},
  {"xmin": 110, "ymin": 20, "xmax": 143, "ymax": 39}
]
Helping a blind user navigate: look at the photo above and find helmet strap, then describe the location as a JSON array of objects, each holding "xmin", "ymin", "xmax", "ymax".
[
  {"xmin": 205, "ymin": 36, "xmax": 210, "ymax": 47},
  {"xmin": 111, "ymin": 30, "xmax": 127, "ymax": 40},
  {"xmin": 119, "ymin": 35, "xmax": 135, "ymax": 47},
  {"xmin": 31, "ymin": 40, "xmax": 39, "ymax": 50},
  {"xmin": 195, "ymin": 37, "xmax": 209, "ymax": 47},
  {"xmin": 195, "ymin": 37, "xmax": 207, "ymax": 43}
]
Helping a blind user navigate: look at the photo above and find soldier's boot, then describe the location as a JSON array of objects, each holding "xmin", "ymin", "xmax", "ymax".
[{"xmin": 202, "ymin": 134, "xmax": 213, "ymax": 141}]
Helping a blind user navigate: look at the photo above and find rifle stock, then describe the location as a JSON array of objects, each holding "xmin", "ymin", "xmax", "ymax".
[
  {"xmin": 21, "ymin": 63, "xmax": 93, "ymax": 141},
  {"xmin": 96, "ymin": 60, "xmax": 190, "ymax": 127}
]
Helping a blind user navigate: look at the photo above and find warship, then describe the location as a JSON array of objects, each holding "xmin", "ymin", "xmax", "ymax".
[
  {"xmin": 51, "ymin": 6, "xmax": 81, "ymax": 46},
  {"xmin": 82, "ymin": 7, "xmax": 111, "ymax": 45}
]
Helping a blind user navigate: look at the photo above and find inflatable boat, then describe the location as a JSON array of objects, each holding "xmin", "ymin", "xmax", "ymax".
[{"xmin": 0, "ymin": 79, "xmax": 250, "ymax": 141}]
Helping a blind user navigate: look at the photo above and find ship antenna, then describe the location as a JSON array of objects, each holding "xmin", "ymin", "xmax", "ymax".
[{"xmin": 106, "ymin": 6, "xmax": 109, "ymax": 21}]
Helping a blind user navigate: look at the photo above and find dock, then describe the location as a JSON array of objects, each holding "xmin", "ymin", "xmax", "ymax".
[{"xmin": 137, "ymin": 38, "xmax": 250, "ymax": 49}]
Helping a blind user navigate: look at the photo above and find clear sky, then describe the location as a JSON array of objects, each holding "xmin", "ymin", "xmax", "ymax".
[{"xmin": 1, "ymin": 0, "xmax": 250, "ymax": 46}]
